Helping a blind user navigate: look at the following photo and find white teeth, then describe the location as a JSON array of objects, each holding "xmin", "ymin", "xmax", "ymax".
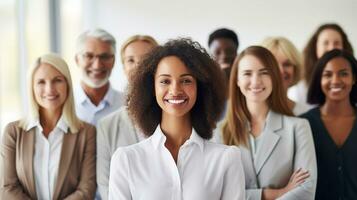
[
  {"xmin": 250, "ymin": 88, "xmax": 264, "ymax": 93},
  {"xmin": 330, "ymin": 87, "xmax": 342, "ymax": 92},
  {"xmin": 167, "ymin": 99, "xmax": 185, "ymax": 104},
  {"xmin": 45, "ymin": 95, "xmax": 58, "ymax": 100}
]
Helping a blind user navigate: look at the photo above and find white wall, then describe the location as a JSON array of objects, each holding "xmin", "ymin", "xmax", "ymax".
[{"xmin": 79, "ymin": 0, "xmax": 357, "ymax": 91}]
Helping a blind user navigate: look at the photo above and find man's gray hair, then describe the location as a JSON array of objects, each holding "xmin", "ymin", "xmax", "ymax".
[{"xmin": 76, "ymin": 28, "xmax": 116, "ymax": 53}]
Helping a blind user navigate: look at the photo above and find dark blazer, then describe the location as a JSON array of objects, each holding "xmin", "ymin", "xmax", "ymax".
[{"xmin": 0, "ymin": 120, "xmax": 96, "ymax": 200}]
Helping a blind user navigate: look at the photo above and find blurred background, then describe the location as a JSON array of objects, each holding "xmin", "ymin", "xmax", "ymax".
[{"xmin": 1, "ymin": 0, "xmax": 357, "ymax": 133}]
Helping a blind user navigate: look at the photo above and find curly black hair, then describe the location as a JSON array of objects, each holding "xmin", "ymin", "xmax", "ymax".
[{"xmin": 127, "ymin": 38, "xmax": 226, "ymax": 139}]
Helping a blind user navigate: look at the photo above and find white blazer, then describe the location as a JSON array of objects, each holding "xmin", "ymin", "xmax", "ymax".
[{"xmin": 241, "ymin": 110, "xmax": 317, "ymax": 200}]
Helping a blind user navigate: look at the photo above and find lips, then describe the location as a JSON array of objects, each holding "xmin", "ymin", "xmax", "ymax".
[
  {"xmin": 164, "ymin": 96, "xmax": 188, "ymax": 105},
  {"xmin": 87, "ymin": 69, "xmax": 107, "ymax": 78},
  {"xmin": 250, "ymin": 88, "xmax": 264, "ymax": 93},
  {"xmin": 330, "ymin": 87, "xmax": 343, "ymax": 93},
  {"xmin": 44, "ymin": 95, "xmax": 59, "ymax": 100}
]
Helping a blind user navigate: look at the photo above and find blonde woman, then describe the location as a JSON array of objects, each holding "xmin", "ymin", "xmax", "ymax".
[
  {"xmin": 262, "ymin": 36, "xmax": 310, "ymax": 115},
  {"xmin": 0, "ymin": 54, "xmax": 96, "ymax": 199}
]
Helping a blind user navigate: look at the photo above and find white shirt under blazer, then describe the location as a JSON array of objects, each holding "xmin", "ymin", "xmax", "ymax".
[
  {"xmin": 240, "ymin": 110, "xmax": 317, "ymax": 200},
  {"xmin": 28, "ymin": 116, "xmax": 67, "ymax": 200},
  {"xmin": 108, "ymin": 125, "xmax": 245, "ymax": 200}
]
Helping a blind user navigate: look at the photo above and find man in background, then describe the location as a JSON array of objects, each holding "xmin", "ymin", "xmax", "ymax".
[
  {"xmin": 74, "ymin": 28, "xmax": 124, "ymax": 125},
  {"xmin": 208, "ymin": 28, "xmax": 239, "ymax": 80}
]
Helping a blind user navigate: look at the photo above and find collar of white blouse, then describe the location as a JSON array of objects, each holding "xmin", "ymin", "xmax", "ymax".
[{"xmin": 150, "ymin": 125, "xmax": 204, "ymax": 152}]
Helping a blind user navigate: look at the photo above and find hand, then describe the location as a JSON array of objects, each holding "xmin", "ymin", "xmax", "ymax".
[{"xmin": 283, "ymin": 168, "xmax": 310, "ymax": 193}]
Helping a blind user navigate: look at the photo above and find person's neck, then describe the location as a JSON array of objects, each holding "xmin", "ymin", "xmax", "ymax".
[
  {"xmin": 247, "ymin": 101, "xmax": 269, "ymax": 121},
  {"xmin": 39, "ymin": 108, "xmax": 62, "ymax": 137},
  {"xmin": 81, "ymin": 82, "xmax": 109, "ymax": 106},
  {"xmin": 161, "ymin": 113, "xmax": 192, "ymax": 149},
  {"xmin": 247, "ymin": 101, "xmax": 269, "ymax": 136},
  {"xmin": 321, "ymin": 99, "xmax": 355, "ymax": 117}
]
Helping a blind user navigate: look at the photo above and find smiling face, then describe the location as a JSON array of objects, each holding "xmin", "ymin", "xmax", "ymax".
[
  {"xmin": 123, "ymin": 40, "xmax": 155, "ymax": 80},
  {"xmin": 316, "ymin": 29, "xmax": 343, "ymax": 58},
  {"xmin": 321, "ymin": 57, "xmax": 355, "ymax": 103},
  {"xmin": 154, "ymin": 56, "xmax": 197, "ymax": 119},
  {"xmin": 237, "ymin": 55, "xmax": 273, "ymax": 104},
  {"xmin": 75, "ymin": 37, "xmax": 115, "ymax": 88},
  {"xmin": 271, "ymin": 49, "xmax": 295, "ymax": 90},
  {"xmin": 33, "ymin": 63, "xmax": 68, "ymax": 114}
]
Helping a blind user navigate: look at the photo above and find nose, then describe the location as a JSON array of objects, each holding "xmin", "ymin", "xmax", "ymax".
[
  {"xmin": 92, "ymin": 56, "xmax": 104, "ymax": 68},
  {"xmin": 251, "ymin": 73, "xmax": 262, "ymax": 85},
  {"xmin": 327, "ymin": 43, "xmax": 337, "ymax": 52},
  {"xmin": 331, "ymin": 74, "xmax": 341, "ymax": 84},
  {"xmin": 169, "ymin": 81, "xmax": 183, "ymax": 95},
  {"xmin": 45, "ymin": 82, "xmax": 55, "ymax": 94}
]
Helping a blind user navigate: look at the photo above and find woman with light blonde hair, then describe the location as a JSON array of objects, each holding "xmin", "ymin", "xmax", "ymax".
[
  {"xmin": 1, "ymin": 53, "xmax": 96, "ymax": 199},
  {"xmin": 261, "ymin": 36, "xmax": 310, "ymax": 115},
  {"xmin": 120, "ymin": 34, "xmax": 158, "ymax": 79}
]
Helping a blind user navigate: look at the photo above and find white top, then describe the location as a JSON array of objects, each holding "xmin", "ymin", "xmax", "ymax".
[
  {"xmin": 109, "ymin": 125, "xmax": 245, "ymax": 200},
  {"xmin": 26, "ymin": 116, "xmax": 68, "ymax": 200},
  {"xmin": 74, "ymin": 84, "xmax": 124, "ymax": 125},
  {"xmin": 288, "ymin": 80, "xmax": 308, "ymax": 104},
  {"xmin": 293, "ymin": 101, "xmax": 311, "ymax": 116}
]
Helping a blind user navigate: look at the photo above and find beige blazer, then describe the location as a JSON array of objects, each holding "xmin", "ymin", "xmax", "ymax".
[
  {"xmin": 241, "ymin": 111, "xmax": 317, "ymax": 200},
  {"xmin": 0, "ymin": 120, "xmax": 96, "ymax": 200}
]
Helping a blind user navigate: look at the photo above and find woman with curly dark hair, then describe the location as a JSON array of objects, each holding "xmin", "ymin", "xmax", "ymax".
[{"xmin": 108, "ymin": 38, "xmax": 245, "ymax": 199}]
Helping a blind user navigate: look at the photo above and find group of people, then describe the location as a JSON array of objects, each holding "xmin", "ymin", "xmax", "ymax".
[{"xmin": 0, "ymin": 23, "xmax": 356, "ymax": 200}]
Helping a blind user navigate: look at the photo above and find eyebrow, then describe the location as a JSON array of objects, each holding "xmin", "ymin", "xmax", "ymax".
[
  {"xmin": 323, "ymin": 68, "xmax": 349, "ymax": 72},
  {"xmin": 241, "ymin": 67, "xmax": 268, "ymax": 72},
  {"xmin": 157, "ymin": 73, "xmax": 193, "ymax": 77}
]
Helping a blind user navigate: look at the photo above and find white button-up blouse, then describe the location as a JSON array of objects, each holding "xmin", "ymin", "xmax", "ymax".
[{"xmin": 109, "ymin": 125, "xmax": 245, "ymax": 200}]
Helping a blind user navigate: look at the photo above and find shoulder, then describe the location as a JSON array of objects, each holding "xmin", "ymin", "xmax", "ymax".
[
  {"xmin": 280, "ymin": 115, "xmax": 311, "ymax": 132},
  {"xmin": 300, "ymin": 107, "xmax": 319, "ymax": 118},
  {"xmin": 2, "ymin": 120, "xmax": 25, "ymax": 144},
  {"xmin": 204, "ymin": 141, "xmax": 241, "ymax": 160},
  {"xmin": 77, "ymin": 121, "xmax": 96, "ymax": 137},
  {"xmin": 98, "ymin": 106, "xmax": 129, "ymax": 126},
  {"xmin": 112, "ymin": 88, "xmax": 125, "ymax": 100},
  {"xmin": 111, "ymin": 139, "xmax": 150, "ymax": 164},
  {"xmin": 4, "ymin": 120, "xmax": 22, "ymax": 131}
]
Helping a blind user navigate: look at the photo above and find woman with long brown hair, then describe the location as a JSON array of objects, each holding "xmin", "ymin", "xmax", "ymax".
[{"xmin": 219, "ymin": 46, "xmax": 317, "ymax": 200}]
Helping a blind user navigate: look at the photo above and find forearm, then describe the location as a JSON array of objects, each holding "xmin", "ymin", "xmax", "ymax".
[{"xmin": 262, "ymin": 188, "xmax": 285, "ymax": 200}]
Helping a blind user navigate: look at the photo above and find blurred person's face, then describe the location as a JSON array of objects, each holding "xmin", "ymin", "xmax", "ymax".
[
  {"xmin": 316, "ymin": 29, "xmax": 343, "ymax": 58},
  {"xmin": 321, "ymin": 57, "xmax": 354, "ymax": 103},
  {"xmin": 123, "ymin": 41, "xmax": 155, "ymax": 81},
  {"xmin": 210, "ymin": 38, "xmax": 237, "ymax": 70},
  {"xmin": 237, "ymin": 55, "xmax": 272, "ymax": 104},
  {"xmin": 33, "ymin": 63, "xmax": 68, "ymax": 114},
  {"xmin": 154, "ymin": 56, "xmax": 197, "ymax": 119},
  {"xmin": 271, "ymin": 49, "xmax": 295, "ymax": 90},
  {"xmin": 75, "ymin": 37, "xmax": 115, "ymax": 88}
]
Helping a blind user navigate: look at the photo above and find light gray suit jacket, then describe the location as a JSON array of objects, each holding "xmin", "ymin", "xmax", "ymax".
[
  {"xmin": 96, "ymin": 106, "xmax": 143, "ymax": 200},
  {"xmin": 241, "ymin": 111, "xmax": 317, "ymax": 200}
]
